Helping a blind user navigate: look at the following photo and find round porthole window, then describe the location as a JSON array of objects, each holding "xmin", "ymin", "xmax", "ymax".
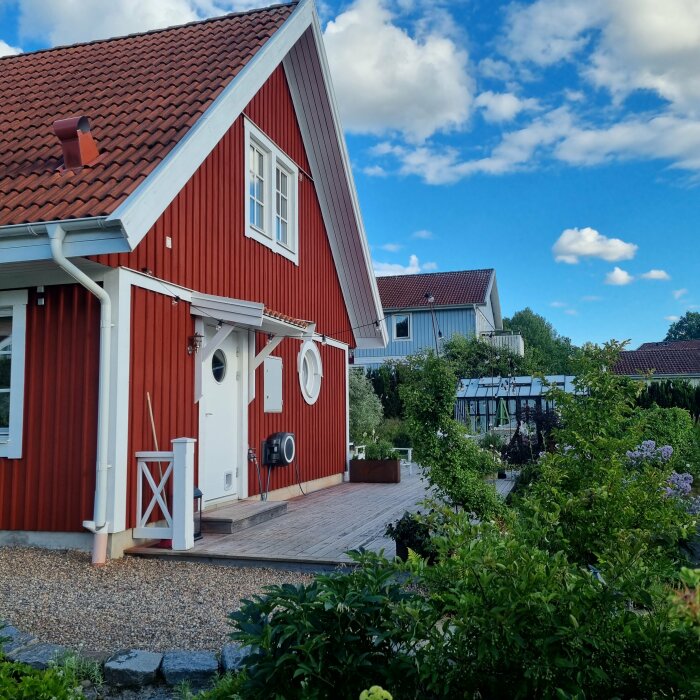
[
  {"xmin": 211, "ymin": 349, "xmax": 227, "ymax": 383},
  {"xmin": 298, "ymin": 340, "xmax": 323, "ymax": 405}
]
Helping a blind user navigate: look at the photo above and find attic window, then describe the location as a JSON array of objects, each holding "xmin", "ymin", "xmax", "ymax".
[{"xmin": 245, "ymin": 120, "xmax": 298, "ymax": 265}]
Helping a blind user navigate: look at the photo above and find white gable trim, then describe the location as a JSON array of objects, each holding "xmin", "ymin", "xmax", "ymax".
[
  {"xmin": 283, "ymin": 18, "xmax": 387, "ymax": 349},
  {"xmin": 106, "ymin": 0, "xmax": 314, "ymax": 248}
]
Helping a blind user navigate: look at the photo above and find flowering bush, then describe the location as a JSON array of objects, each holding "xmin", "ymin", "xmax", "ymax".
[{"xmin": 626, "ymin": 439, "xmax": 673, "ymax": 468}]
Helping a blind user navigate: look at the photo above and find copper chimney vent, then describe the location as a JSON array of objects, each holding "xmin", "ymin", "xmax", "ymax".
[{"xmin": 53, "ymin": 115, "xmax": 100, "ymax": 170}]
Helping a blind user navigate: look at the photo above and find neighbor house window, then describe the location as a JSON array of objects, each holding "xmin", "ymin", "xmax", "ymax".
[
  {"xmin": 245, "ymin": 120, "xmax": 298, "ymax": 264},
  {"xmin": 0, "ymin": 290, "xmax": 28, "ymax": 459},
  {"xmin": 394, "ymin": 314, "xmax": 411, "ymax": 340}
]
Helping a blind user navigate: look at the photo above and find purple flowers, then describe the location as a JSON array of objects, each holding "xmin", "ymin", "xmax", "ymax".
[
  {"xmin": 626, "ymin": 440, "xmax": 673, "ymax": 468},
  {"xmin": 664, "ymin": 471, "xmax": 693, "ymax": 498}
]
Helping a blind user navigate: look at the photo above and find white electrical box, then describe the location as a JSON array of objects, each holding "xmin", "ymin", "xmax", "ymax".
[{"xmin": 264, "ymin": 356, "xmax": 283, "ymax": 413}]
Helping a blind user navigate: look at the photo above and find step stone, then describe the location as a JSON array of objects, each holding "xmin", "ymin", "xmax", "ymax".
[
  {"xmin": 201, "ymin": 501, "xmax": 287, "ymax": 535},
  {"xmin": 1, "ymin": 625, "xmax": 36, "ymax": 655},
  {"xmin": 161, "ymin": 650, "xmax": 219, "ymax": 687},
  {"xmin": 221, "ymin": 643, "xmax": 252, "ymax": 673},
  {"xmin": 8, "ymin": 641, "xmax": 66, "ymax": 669},
  {"xmin": 104, "ymin": 649, "xmax": 163, "ymax": 687}
]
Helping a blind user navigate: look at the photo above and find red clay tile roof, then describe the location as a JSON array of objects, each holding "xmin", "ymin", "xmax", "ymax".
[
  {"xmin": 263, "ymin": 306, "xmax": 310, "ymax": 328},
  {"xmin": 376, "ymin": 269, "xmax": 494, "ymax": 309},
  {"xmin": 637, "ymin": 340, "xmax": 700, "ymax": 351},
  {"xmin": 0, "ymin": 2, "xmax": 296, "ymax": 227},
  {"xmin": 614, "ymin": 349, "xmax": 700, "ymax": 377}
]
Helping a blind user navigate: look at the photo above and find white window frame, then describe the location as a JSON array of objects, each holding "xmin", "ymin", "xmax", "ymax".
[
  {"xmin": 0, "ymin": 290, "xmax": 28, "ymax": 459},
  {"xmin": 244, "ymin": 119, "xmax": 299, "ymax": 265},
  {"xmin": 298, "ymin": 340, "xmax": 323, "ymax": 405},
  {"xmin": 393, "ymin": 313, "xmax": 412, "ymax": 341}
]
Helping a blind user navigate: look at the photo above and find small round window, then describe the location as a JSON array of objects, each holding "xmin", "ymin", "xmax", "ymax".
[
  {"xmin": 211, "ymin": 349, "xmax": 227, "ymax": 383},
  {"xmin": 298, "ymin": 340, "xmax": 322, "ymax": 405}
]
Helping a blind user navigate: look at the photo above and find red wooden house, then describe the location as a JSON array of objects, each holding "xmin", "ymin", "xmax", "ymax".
[{"xmin": 0, "ymin": 0, "xmax": 386, "ymax": 561}]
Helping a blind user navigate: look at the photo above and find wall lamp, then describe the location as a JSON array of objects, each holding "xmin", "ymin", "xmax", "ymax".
[{"xmin": 187, "ymin": 331, "xmax": 204, "ymax": 355}]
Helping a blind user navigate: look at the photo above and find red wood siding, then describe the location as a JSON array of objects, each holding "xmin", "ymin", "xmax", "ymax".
[
  {"xmin": 126, "ymin": 287, "xmax": 198, "ymax": 528},
  {"xmin": 248, "ymin": 337, "xmax": 346, "ymax": 496},
  {"xmin": 96, "ymin": 66, "xmax": 351, "ymax": 521},
  {"xmin": 0, "ymin": 285, "xmax": 98, "ymax": 532},
  {"xmin": 94, "ymin": 66, "xmax": 352, "ymax": 344}
]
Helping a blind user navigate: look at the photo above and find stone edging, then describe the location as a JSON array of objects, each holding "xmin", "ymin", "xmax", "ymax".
[{"xmin": 1, "ymin": 622, "xmax": 251, "ymax": 691}]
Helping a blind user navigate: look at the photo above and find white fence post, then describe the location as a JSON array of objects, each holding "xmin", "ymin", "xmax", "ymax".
[{"xmin": 171, "ymin": 437, "xmax": 196, "ymax": 551}]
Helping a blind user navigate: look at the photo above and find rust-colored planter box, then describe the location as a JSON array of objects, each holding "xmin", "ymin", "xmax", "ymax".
[{"xmin": 349, "ymin": 459, "xmax": 401, "ymax": 483}]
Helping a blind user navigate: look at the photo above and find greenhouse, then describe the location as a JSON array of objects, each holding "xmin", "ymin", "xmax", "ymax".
[{"xmin": 455, "ymin": 375, "xmax": 578, "ymax": 435}]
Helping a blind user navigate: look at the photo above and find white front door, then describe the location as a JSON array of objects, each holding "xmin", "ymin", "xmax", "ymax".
[{"xmin": 200, "ymin": 328, "xmax": 239, "ymax": 503}]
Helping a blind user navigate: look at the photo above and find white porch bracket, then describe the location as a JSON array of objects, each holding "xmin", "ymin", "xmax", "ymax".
[{"xmin": 201, "ymin": 323, "xmax": 235, "ymax": 364}]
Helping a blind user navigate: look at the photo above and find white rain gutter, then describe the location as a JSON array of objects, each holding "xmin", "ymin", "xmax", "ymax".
[{"xmin": 47, "ymin": 223, "xmax": 111, "ymax": 565}]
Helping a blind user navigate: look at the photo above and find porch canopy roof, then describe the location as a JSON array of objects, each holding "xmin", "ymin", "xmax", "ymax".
[{"xmin": 190, "ymin": 291, "xmax": 312, "ymax": 337}]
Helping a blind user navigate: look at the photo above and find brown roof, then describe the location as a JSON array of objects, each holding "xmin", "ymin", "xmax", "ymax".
[
  {"xmin": 0, "ymin": 2, "xmax": 295, "ymax": 227},
  {"xmin": 376, "ymin": 269, "xmax": 494, "ymax": 309},
  {"xmin": 637, "ymin": 339, "xmax": 700, "ymax": 351},
  {"xmin": 263, "ymin": 307, "xmax": 309, "ymax": 329},
  {"xmin": 614, "ymin": 348, "xmax": 700, "ymax": 377}
]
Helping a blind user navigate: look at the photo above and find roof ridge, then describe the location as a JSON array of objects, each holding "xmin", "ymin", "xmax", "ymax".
[
  {"xmin": 0, "ymin": 1, "xmax": 298, "ymax": 61},
  {"xmin": 378, "ymin": 268, "xmax": 494, "ymax": 280}
]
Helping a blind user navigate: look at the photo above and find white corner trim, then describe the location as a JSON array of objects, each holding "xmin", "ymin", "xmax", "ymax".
[
  {"xmin": 0, "ymin": 289, "xmax": 28, "ymax": 459},
  {"xmin": 106, "ymin": 0, "xmax": 314, "ymax": 249}
]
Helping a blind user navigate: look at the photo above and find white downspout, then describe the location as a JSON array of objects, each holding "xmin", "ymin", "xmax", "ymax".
[{"xmin": 47, "ymin": 224, "xmax": 112, "ymax": 565}]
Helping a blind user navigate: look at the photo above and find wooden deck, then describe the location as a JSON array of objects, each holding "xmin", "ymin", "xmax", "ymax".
[{"xmin": 128, "ymin": 466, "xmax": 517, "ymax": 571}]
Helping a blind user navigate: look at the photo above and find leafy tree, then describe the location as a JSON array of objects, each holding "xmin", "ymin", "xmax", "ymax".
[
  {"xmin": 366, "ymin": 361, "xmax": 413, "ymax": 418},
  {"xmin": 503, "ymin": 307, "xmax": 577, "ymax": 374},
  {"xmin": 442, "ymin": 334, "xmax": 529, "ymax": 379},
  {"xmin": 638, "ymin": 378, "xmax": 700, "ymax": 422},
  {"xmin": 665, "ymin": 310, "xmax": 700, "ymax": 341},
  {"xmin": 349, "ymin": 368, "xmax": 383, "ymax": 444}
]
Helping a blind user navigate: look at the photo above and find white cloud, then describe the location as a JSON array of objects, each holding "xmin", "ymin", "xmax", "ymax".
[
  {"xmin": 15, "ymin": 0, "xmax": 268, "ymax": 45},
  {"xmin": 379, "ymin": 242, "xmax": 402, "ymax": 252},
  {"xmin": 640, "ymin": 269, "xmax": 671, "ymax": 280},
  {"xmin": 501, "ymin": 0, "xmax": 604, "ymax": 66},
  {"xmin": 478, "ymin": 57, "xmax": 514, "ymax": 82},
  {"xmin": 363, "ymin": 164, "xmax": 388, "ymax": 177},
  {"xmin": 673, "ymin": 288, "xmax": 688, "ymax": 299},
  {"xmin": 324, "ymin": 0, "xmax": 473, "ymax": 140},
  {"xmin": 474, "ymin": 91, "xmax": 539, "ymax": 123},
  {"xmin": 412, "ymin": 229, "xmax": 434, "ymax": 239},
  {"xmin": 373, "ymin": 254, "xmax": 435, "ymax": 276},
  {"xmin": 582, "ymin": 295, "xmax": 603, "ymax": 302},
  {"xmin": 665, "ymin": 315, "xmax": 680, "ymax": 322},
  {"xmin": 605, "ymin": 266, "xmax": 634, "ymax": 285},
  {"xmin": 422, "ymin": 261, "xmax": 438, "ymax": 271},
  {"xmin": 552, "ymin": 227, "xmax": 637, "ymax": 264},
  {"xmin": 550, "ymin": 301, "xmax": 567, "ymax": 308},
  {"xmin": 564, "ymin": 308, "xmax": 579, "ymax": 316},
  {"xmin": 0, "ymin": 40, "xmax": 21, "ymax": 56}
]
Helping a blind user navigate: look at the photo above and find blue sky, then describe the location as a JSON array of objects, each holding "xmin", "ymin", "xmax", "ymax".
[{"xmin": 1, "ymin": 0, "xmax": 699, "ymax": 347}]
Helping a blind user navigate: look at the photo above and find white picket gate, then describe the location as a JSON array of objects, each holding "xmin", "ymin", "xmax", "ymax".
[{"xmin": 133, "ymin": 438, "xmax": 196, "ymax": 551}]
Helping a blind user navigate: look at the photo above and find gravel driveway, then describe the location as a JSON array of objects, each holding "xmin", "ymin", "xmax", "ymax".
[{"xmin": 0, "ymin": 548, "xmax": 312, "ymax": 655}]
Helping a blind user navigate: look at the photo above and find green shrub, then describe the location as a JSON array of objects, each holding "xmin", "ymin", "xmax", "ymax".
[
  {"xmin": 349, "ymin": 369, "xmax": 383, "ymax": 444},
  {"xmin": 177, "ymin": 672, "xmax": 246, "ymax": 699},
  {"xmin": 229, "ymin": 551, "xmax": 429, "ymax": 699},
  {"xmin": 364, "ymin": 440, "xmax": 396, "ymax": 461},
  {"xmin": 376, "ymin": 418, "xmax": 412, "ymax": 448},
  {"xmin": 385, "ymin": 510, "xmax": 436, "ymax": 561},
  {"xmin": 0, "ymin": 660, "xmax": 84, "ymax": 699},
  {"xmin": 479, "ymin": 431, "xmax": 504, "ymax": 452},
  {"xmin": 401, "ymin": 352, "xmax": 503, "ymax": 518},
  {"xmin": 635, "ymin": 404, "xmax": 699, "ymax": 476}
]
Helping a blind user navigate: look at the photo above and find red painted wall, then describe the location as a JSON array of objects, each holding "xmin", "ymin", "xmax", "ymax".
[
  {"xmin": 126, "ymin": 287, "xmax": 199, "ymax": 527},
  {"xmin": 117, "ymin": 67, "xmax": 351, "ymax": 522},
  {"xmin": 0, "ymin": 285, "xmax": 98, "ymax": 532}
]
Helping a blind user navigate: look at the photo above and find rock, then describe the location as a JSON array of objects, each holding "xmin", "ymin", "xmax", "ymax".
[
  {"xmin": 220, "ymin": 643, "xmax": 252, "ymax": 673},
  {"xmin": 8, "ymin": 641, "xmax": 66, "ymax": 669},
  {"xmin": 161, "ymin": 650, "xmax": 218, "ymax": 687},
  {"xmin": 0, "ymin": 625, "xmax": 36, "ymax": 654},
  {"xmin": 104, "ymin": 649, "xmax": 163, "ymax": 687}
]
